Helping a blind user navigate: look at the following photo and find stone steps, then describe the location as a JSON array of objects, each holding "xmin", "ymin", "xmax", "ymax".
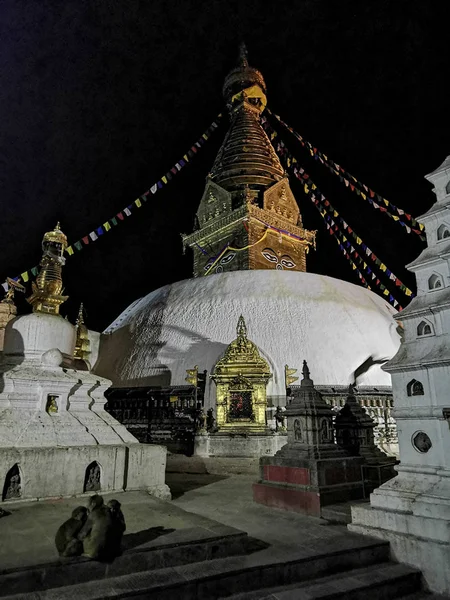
[
  {"xmin": 1, "ymin": 535, "xmax": 395, "ymax": 600},
  {"xmin": 0, "ymin": 525, "xmax": 249, "ymax": 597},
  {"xmin": 227, "ymin": 562, "xmax": 422, "ymax": 599}
]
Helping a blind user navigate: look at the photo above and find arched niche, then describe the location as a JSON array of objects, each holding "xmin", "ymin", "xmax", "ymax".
[
  {"xmin": 428, "ymin": 273, "xmax": 443, "ymax": 290},
  {"xmin": 446, "ymin": 180, "xmax": 450, "ymax": 195},
  {"xmin": 417, "ymin": 320, "xmax": 433, "ymax": 337},
  {"xmin": 83, "ymin": 461, "xmax": 101, "ymax": 493},
  {"xmin": 2, "ymin": 464, "xmax": 22, "ymax": 501},
  {"xmin": 407, "ymin": 379, "xmax": 424, "ymax": 397},
  {"xmin": 437, "ymin": 223, "xmax": 450, "ymax": 240}
]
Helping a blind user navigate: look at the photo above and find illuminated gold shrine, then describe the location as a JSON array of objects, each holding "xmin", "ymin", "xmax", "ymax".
[
  {"xmin": 27, "ymin": 222, "xmax": 68, "ymax": 315},
  {"xmin": 211, "ymin": 315, "xmax": 271, "ymax": 432},
  {"xmin": 74, "ymin": 303, "xmax": 91, "ymax": 361}
]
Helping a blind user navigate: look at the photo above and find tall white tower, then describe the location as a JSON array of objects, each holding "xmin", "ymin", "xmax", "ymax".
[{"xmin": 349, "ymin": 155, "xmax": 450, "ymax": 595}]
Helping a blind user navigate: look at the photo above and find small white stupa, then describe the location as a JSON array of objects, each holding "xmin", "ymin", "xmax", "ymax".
[{"xmin": 0, "ymin": 224, "xmax": 169, "ymax": 503}]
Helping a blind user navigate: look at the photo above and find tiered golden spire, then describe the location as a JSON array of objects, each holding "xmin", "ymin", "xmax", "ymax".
[
  {"xmin": 74, "ymin": 303, "xmax": 91, "ymax": 361},
  {"xmin": 210, "ymin": 44, "xmax": 285, "ymax": 191},
  {"xmin": 27, "ymin": 222, "xmax": 68, "ymax": 315}
]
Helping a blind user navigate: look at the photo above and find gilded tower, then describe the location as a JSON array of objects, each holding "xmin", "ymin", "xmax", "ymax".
[
  {"xmin": 182, "ymin": 45, "xmax": 315, "ymax": 277},
  {"xmin": 27, "ymin": 223, "xmax": 68, "ymax": 315}
]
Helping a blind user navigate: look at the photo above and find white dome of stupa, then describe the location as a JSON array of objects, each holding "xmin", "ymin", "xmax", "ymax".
[{"xmin": 94, "ymin": 270, "xmax": 400, "ymax": 407}]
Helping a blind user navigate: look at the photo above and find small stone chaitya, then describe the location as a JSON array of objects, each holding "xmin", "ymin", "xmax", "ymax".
[{"xmin": 253, "ymin": 361, "xmax": 365, "ymax": 516}]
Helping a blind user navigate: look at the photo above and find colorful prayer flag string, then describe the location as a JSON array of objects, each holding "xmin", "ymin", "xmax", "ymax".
[
  {"xmin": 263, "ymin": 121, "xmax": 412, "ymax": 308},
  {"xmin": 266, "ymin": 111, "xmax": 426, "ymax": 239},
  {"xmin": 2, "ymin": 115, "xmax": 223, "ymax": 292}
]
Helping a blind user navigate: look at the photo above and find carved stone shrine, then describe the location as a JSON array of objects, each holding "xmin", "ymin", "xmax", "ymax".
[{"xmin": 253, "ymin": 361, "xmax": 364, "ymax": 516}]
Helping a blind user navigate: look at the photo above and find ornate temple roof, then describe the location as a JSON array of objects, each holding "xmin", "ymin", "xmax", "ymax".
[{"xmin": 210, "ymin": 45, "xmax": 285, "ymax": 191}]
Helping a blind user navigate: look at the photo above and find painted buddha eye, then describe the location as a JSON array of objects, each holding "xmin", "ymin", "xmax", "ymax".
[
  {"xmin": 262, "ymin": 249, "xmax": 278, "ymax": 263},
  {"xmin": 220, "ymin": 252, "xmax": 236, "ymax": 265},
  {"xmin": 280, "ymin": 256, "xmax": 296, "ymax": 269}
]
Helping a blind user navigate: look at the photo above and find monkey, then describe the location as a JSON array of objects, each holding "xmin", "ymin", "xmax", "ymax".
[
  {"xmin": 55, "ymin": 506, "xmax": 88, "ymax": 557},
  {"xmin": 78, "ymin": 494, "xmax": 114, "ymax": 560},
  {"xmin": 107, "ymin": 499, "xmax": 126, "ymax": 557}
]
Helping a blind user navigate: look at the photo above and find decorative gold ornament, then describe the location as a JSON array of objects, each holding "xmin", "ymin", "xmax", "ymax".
[
  {"xmin": 185, "ymin": 365, "xmax": 199, "ymax": 386},
  {"xmin": 27, "ymin": 223, "xmax": 68, "ymax": 315},
  {"xmin": 74, "ymin": 303, "xmax": 91, "ymax": 361},
  {"xmin": 46, "ymin": 394, "xmax": 59, "ymax": 414},
  {"xmin": 285, "ymin": 364, "xmax": 299, "ymax": 388},
  {"xmin": 211, "ymin": 315, "xmax": 272, "ymax": 432}
]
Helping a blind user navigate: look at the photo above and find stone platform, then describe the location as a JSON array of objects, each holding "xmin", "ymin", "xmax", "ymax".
[
  {"xmin": 194, "ymin": 432, "xmax": 287, "ymax": 458},
  {"xmin": 0, "ymin": 475, "xmax": 436, "ymax": 599}
]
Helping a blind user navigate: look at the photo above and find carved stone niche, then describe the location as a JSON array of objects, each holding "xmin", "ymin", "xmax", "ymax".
[
  {"xmin": 443, "ymin": 408, "xmax": 450, "ymax": 429},
  {"xmin": 2, "ymin": 464, "xmax": 22, "ymax": 501},
  {"xmin": 83, "ymin": 461, "xmax": 101, "ymax": 493}
]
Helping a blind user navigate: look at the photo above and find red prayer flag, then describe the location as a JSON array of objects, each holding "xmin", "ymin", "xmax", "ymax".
[
  {"xmin": 117, "ymin": 212, "xmax": 124, "ymax": 221},
  {"xmin": 82, "ymin": 236, "xmax": 89, "ymax": 245}
]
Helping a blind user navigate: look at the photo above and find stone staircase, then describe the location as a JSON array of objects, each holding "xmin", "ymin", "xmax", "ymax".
[{"xmin": 0, "ymin": 524, "xmax": 432, "ymax": 600}]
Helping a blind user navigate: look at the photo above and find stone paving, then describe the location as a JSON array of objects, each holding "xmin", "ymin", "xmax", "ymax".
[{"xmin": 0, "ymin": 473, "xmax": 368, "ymax": 573}]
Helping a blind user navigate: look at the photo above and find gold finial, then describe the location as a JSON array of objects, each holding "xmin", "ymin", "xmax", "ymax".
[
  {"xmin": 74, "ymin": 302, "xmax": 90, "ymax": 361},
  {"xmin": 238, "ymin": 42, "xmax": 249, "ymax": 67},
  {"xmin": 76, "ymin": 302, "xmax": 84, "ymax": 327},
  {"xmin": 237, "ymin": 315, "xmax": 247, "ymax": 340},
  {"xmin": 27, "ymin": 223, "xmax": 68, "ymax": 315}
]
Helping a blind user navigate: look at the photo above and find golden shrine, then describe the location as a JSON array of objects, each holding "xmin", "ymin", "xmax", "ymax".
[
  {"xmin": 27, "ymin": 222, "xmax": 68, "ymax": 315},
  {"xmin": 211, "ymin": 315, "xmax": 272, "ymax": 432},
  {"xmin": 182, "ymin": 44, "xmax": 315, "ymax": 278}
]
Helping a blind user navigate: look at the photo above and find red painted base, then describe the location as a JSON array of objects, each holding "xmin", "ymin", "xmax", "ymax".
[{"xmin": 253, "ymin": 482, "xmax": 321, "ymax": 516}]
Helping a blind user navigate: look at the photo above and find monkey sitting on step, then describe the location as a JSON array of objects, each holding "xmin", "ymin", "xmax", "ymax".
[
  {"xmin": 107, "ymin": 499, "xmax": 126, "ymax": 557},
  {"xmin": 78, "ymin": 494, "xmax": 114, "ymax": 560},
  {"xmin": 55, "ymin": 506, "xmax": 88, "ymax": 557}
]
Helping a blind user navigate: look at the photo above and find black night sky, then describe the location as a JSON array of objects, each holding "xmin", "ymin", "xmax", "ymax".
[{"xmin": 0, "ymin": 1, "xmax": 448, "ymax": 331}]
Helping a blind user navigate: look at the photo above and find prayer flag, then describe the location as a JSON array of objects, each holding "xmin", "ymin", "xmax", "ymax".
[
  {"xmin": 96, "ymin": 227, "xmax": 104, "ymax": 236},
  {"xmin": 21, "ymin": 271, "xmax": 29, "ymax": 282},
  {"xmin": 66, "ymin": 246, "xmax": 74, "ymax": 255},
  {"xmin": 135, "ymin": 198, "xmax": 142, "ymax": 208},
  {"xmin": 124, "ymin": 208, "xmax": 131, "ymax": 216},
  {"xmin": 162, "ymin": 176, "xmax": 168, "ymax": 184},
  {"xmin": 117, "ymin": 212, "xmax": 124, "ymax": 220},
  {"xmin": 89, "ymin": 232, "xmax": 98, "ymax": 241},
  {"xmin": 74, "ymin": 242, "xmax": 82, "ymax": 251},
  {"xmin": 150, "ymin": 184, "xmax": 157, "ymax": 194},
  {"xmin": 82, "ymin": 236, "xmax": 90, "ymax": 245},
  {"xmin": 103, "ymin": 222, "xmax": 111, "ymax": 232}
]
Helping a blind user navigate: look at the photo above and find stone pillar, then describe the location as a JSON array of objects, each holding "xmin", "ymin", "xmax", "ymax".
[
  {"xmin": 349, "ymin": 155, "xmax": 450, "ymax": 595},
  {"xmin": 253, "ymin": 361, "xmax": 364, "ymax": 517},
  {"xmin": 335, "ymin": 385, "xmax": 397, "ymax": 493}
]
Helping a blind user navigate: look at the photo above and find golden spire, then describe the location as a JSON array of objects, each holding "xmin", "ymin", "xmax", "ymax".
[
  {"xmin": 211, "ymin": 46, "xmax": 284, "ymax": 192},
  {"xmin": 27, "ymin": 223, "xmax": 68, "ymax": 315},
  {"xmin": 74, "ymin": 302, "xmax": 91, "ymax": 361}
]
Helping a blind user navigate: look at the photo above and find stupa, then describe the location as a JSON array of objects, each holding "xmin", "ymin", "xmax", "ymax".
[
  {"xmin": 0, "ymin": 224, "xmax": 169, "ymax": 502},
  {"xmin": 94, "ymin": 47, "xmax": 401, "ymax": 458}
]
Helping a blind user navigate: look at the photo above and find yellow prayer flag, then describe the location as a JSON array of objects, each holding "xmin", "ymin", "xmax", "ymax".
[
  {"xmin": 304, "ymin": 184, "xmax": 310, "ymax": 194},
  {"xmin": 323, "ymin": 154, "xmax": 328, "ymax": 161},
  {"xmin": 103, "ymin": 222, "xmax": 111, "ymax": 232},
  {"xmin": 361, "ymin": 193, "xmax": 366, "ymax": 200},
  {"xmin": 162, "ymin": 176, "xmax": 168, "ymax": 184},
  {"xmin": 202, "ymin": 133, "xmax": 208, "ymax": 140},
  {"xmin": 352, "ymin": 264, "xmax": 356, "ymax": 270},
  {"xmin": 311, "ymin": 184, "xmax": 317, "ymax": 190},
  {"xmin": 342, "ymin": 236, "xmax": 347, "ymax": 242},
  {"xmin": 405, "ymin": 289, "xmax": 412, "ymax": 296},
  {"xmin": 287, "ymin": 158, "xmax": 291, "ymax": 167},
  {"xmin": 333, "ymin": 210, "xmax": 338, "ymax": 217},
  {"xmin": 135, "ymin": 198, "xmax": 142, "ymax": 208},
  {"xmin": 384, "ymin": 199, "xmax": 389, "ymax": 206},
  {"xmin": 380, "ymin": 264, "xmax": 387, "ymax": 272},
  {"xmin": 66, "ymin": 246, "xmax": 74, "ymax": 256},
  {"xmin": 383, "ymin": 289, "xmax": 389, "ymax": 296},
  {"xmin": 183, "ymin": 154, "xmax": 189, "ymax": 162},
  {"xmin": 363, "ymin": 262, "xmax": 367, "ymax": 269},
  {"xmin": 356, "ymin": 236, "xmax": 362, "ymax": 244},
  {"xmin": 392, "ymin": 215, "xmax": 399, "ymax": 221},
  {"xmin": 21, "ymin": 271, "xmax": 29, "ymax": 282}
]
